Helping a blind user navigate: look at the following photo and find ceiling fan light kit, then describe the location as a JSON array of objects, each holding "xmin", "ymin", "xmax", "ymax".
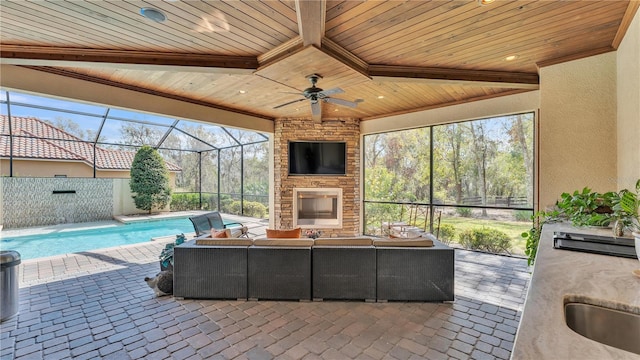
[{"xmin": 274, "ymin": 74, "xmax": 363, "ymax": 122}]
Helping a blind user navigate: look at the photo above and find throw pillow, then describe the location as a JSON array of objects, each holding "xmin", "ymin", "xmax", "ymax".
[
  {"xmin": 265, "ymin": 228, "xmax": 301, "ymax": 238},
  {"xmin": 211, "ymin": 228, "xmax": 231, "ymax": 238}
]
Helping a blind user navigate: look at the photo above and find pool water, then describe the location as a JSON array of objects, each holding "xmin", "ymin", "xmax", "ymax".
[{"xmin": 0, "ymin": 218, "xmax": 195, "ymax": 260}]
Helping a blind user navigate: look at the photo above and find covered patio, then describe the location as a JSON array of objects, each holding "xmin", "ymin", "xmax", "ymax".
[
  {"xmin": 1, "ymin": 215, "xmax": 529, "ymax": 359},
  {"xmin": 1, "ymin": 2, "xmax": 638, "ymax": 359}
]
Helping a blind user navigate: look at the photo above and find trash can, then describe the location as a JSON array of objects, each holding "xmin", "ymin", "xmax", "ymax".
[{"xmin": 1, "ymin": 250, "xmax": 21, "ymax": 321}]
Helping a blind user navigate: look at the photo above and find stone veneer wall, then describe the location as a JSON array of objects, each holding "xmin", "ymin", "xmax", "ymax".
[
  {"xmin": 2, "ymin": 177, "xmax": 113, "ymax": 228},
  {"xmin": 274, "ymin": 118, "xmax": 360, "ymax": 236}
]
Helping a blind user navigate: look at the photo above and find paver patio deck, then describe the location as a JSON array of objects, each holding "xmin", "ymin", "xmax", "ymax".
[{"xmin": 1, "ymin": 216, "xmax": 530, "ymax": 360}]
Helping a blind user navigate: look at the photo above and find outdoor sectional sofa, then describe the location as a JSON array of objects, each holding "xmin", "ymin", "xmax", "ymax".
[{"xmin": 172, "ymin": 235, "xmax": 454, "ymax": 302}]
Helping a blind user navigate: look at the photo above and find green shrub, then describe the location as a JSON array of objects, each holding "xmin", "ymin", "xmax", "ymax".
[
  {"xmin": 220, "ymin": 197, "xmax": 236, "ymax": 214},
  {"xmin": 514, "ymin": 210, "xmax": 533, "ymax": 222},
  {"xmin": 456, "ymin": 207, "xmax": 473, "ymax": 217},
  {"xmin": 170, "ymin": 193, "xmax": 198, "ymax": 211},
  {"xmin": 458, "ymin": 227, "xmax": 511, "ymax": 254},
  {"xmin": 222, "ymin": 200, "xmax": 267, "ymax": 218},
  {"xmin": 243, "ymin": 201, "xmax": 267, "ymax": 218},
  {"xmin": 224, "ymin": 200, "xmax": 241, "ymax": 215},
  {"xmin": 437, "ymin": 224, "xmax": 456, "ymax": 245},
  {"xmin": 170, "ymin": 193, "xmax": 217, "ymax": 211},
  {"xmin": 130, "ymin": 145, "xmax": 171, "ymax": 213}
]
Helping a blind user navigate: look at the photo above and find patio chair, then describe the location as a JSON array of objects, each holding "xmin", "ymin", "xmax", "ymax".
[
  {"xmin": 189, "ymin": 214, "xmax": 212, "ymax": 236},
  {"xmin": 206, "ymin": 211, "xmax": 249, "ymax": 238},
  {"xmin": 188, "ymin": 212, "xmax": 249, "ymax": 238}
]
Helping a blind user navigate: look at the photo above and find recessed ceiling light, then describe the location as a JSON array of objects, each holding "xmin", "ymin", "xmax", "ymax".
[
  {"xmin": 238, "ymin": 90, "xmax": 247, "ymax": 94},
  {"xmin": 505, "ymin": 55, "xmax": 518, "ymax": 61},
  {"xmin": 140, "ymin": 7, "xmax": 167, "ymax": 23},
  {"xmin": 478, "ymin": 0, "xmax": 496, "ymax": 5},
  {"xmin": 377, "ymin": 95, "xmax": 385, "ymax": 99}
]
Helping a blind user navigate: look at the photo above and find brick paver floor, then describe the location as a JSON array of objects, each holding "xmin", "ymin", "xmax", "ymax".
[{"xmin": 1, "ymin": 221, "xmax": 530, "ymax": 360}]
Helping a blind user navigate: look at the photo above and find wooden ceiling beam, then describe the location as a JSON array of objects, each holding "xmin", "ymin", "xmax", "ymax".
[
  {"xmin": 295, "ymin": 0, "xmax": 326, "ymax": 47},
  {"xmin": 320, "ymin": 38, "xmax": 369, "ymax": 78},
  {"xmin": 257, "ymin": 37, "xmax": 304, "ymax": 68},
  {"xmin": 369, "ymin": 65, "xmax": 540, "ymax": 90},
  {"xmin": 612, "ymin": 0, "xmax": 640, "ymax": 49},
  {"xmin": 536, "ymin": 46, "xmax": 615, "ymax": 69},
  {"xmin": 0, "ymin": 45, "xmax": 258, "ymax": 74}
]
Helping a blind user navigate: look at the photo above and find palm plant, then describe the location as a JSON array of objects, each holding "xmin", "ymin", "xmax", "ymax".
[{"xmin": 617, "ymin": 179, "xmax": 640, "ymax": 234}]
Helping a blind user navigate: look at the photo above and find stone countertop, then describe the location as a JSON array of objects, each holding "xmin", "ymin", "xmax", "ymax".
[{"xmin": 511, "ymin": 223, "xmax": 640, "ymax": 359}]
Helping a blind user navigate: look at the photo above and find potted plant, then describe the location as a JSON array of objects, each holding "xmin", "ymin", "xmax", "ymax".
[
  {"xmin": 556, "ymin": 187, "xmax": 616, "ymax": 227},
  {"xmin": 617, "ymin": 179, "xmax": 640, "ymax": 241},
  {"xmin": 159, "ymin": 233, "xmax": 186, "ymax": 271}
]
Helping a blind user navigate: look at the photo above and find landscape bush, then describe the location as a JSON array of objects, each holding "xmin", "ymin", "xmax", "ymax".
[
  {"xmin": 243, "ymin": 201, "xmax": 267, "ymax": 218},
  {"xmin": 456, "ymin": 207, "xmax": 473, "ymax": 217},
  {"xmin": 225, "ymin": 200, "xmax": 267, "ymax": 218},
  {"xmin": 458, "ymin": 227, "xmax": 511, "ymax": 254},
  {"xmin": 514, "ymin": 210, "xmax": 533, "ymax": 222},
  {"xmin": 220, "ymin": 197, "xmax": 236, "ymax": 214},
  {"xmin": 170, "ymin": 193, "xmax": 216, "ymax": 211},
  {"xmin": 437, "ymin": 223, "xmax": 456, "ymax": 245}
]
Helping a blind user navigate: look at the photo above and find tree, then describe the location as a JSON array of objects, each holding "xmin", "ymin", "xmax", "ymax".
[
  {"xmin": 120, "ymin": 123, "xmax": 162, "ymax": 146},
  {"xmin": 510, "ymin": 114, "xmax": 534, "ymax": 205},
  {"xmin": 130, "ymin": 145, "xmax": 172, "ymax": 213},
  {"xmin": 468, "ymin": 122, "xmax": 492, "ymax": 216}
]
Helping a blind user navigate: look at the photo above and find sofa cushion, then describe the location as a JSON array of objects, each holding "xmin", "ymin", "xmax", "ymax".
[
  {"xmin": 373, "ymin": 238, "xmax": 434, "ymax": 247},
  {"xmin": 313, "ymin": 238, "xmax": 373, "ymax": 246},
  {"xmin": 211, "ymin": 228, "xmax": 232, "ymax": 238},
  {"xmin": 195, "ymin": 238, "xmax": 254, "ymax": 246},
  {"xmin": 252, "ymin": 238, "xmax": 314, "ymax": 247},
  {"xmin": 265, "ymin": 228, "xmax": 301, "ymax": 238}
]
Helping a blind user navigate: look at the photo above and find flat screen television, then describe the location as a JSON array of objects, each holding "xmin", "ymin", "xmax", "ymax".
[{"xmin": 289, "ymin": 141, "xmax": 346, "ymax": 175}]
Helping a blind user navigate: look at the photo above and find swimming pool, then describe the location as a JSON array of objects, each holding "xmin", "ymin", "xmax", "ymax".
[{"xmin": 0, "ymin": 217, "xmax": 195, "ymax": 260}]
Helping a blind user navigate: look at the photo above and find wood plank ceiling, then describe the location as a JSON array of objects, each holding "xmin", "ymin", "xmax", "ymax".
[{"xmin": 0, "ymin": 0, "xmax": 637, "ymax": 123}]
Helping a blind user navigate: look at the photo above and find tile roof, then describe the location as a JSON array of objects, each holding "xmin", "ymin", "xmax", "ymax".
[{"xmin": 0, "ymin": 115, "xmax": 181, "ymax": 172}]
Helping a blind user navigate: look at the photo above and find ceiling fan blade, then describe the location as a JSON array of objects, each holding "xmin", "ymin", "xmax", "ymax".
[
  {"xmin": 273, "ymin": 98, "xmax": 306, "ymax": 109},
  {"xmin": 318, "ymin": 87, "xmax": 344, "ymax": 97},
  {"xmin": 324, "ymin": 97, "xmax": 359, "ymax": 108},
  {"xmin": 310, "ymin": 101, "xmax": 322, "ymax": 122}
]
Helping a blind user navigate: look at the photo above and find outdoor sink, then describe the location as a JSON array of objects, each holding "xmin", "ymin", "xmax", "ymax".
[{"xmin": 564, "ymin": 302, "xmax": 640, "ymax": 355}]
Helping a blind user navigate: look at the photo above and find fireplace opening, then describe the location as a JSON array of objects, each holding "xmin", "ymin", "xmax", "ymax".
[{"xmin": 293, "ymin": 188, "xmax": 342, "ymax": 228}]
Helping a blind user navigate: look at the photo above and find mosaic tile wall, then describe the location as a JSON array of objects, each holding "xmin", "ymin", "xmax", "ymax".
[{"xmin": 2, "ymin": 178, "xmax": 114, "ymax": 229}]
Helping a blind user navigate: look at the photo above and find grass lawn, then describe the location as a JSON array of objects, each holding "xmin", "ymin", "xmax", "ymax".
[{"xmin": 440, "ymin": 216, "xmax": 530, "ymax": 256}]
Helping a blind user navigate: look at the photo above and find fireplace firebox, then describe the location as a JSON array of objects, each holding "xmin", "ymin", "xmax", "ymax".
[{"xmin": 293, "ymin": 188, "xmax": 343, "ymax": 228}]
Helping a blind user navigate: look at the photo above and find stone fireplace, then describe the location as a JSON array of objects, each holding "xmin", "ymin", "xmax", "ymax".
[
  {"xmin": 293, "ymin": 188, "xmax": 342, "ymax": 228},
  {"xmin": 273, "ymin": 118, "xmax": 360, "ymax": 236}
]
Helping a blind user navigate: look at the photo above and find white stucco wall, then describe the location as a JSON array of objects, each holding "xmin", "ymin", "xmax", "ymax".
[
  {"xmin": 538, "ymin": 53, "xmax": 618, "ymax": 209},
  {"xmin": 617, "ymin": 9, "xmax": 640, "ymax": 191}
]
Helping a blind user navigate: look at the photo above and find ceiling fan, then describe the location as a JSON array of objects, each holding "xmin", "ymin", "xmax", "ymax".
[{"xmin": 273, "ymin": 74, "xmax": 362, "ymax": 122}]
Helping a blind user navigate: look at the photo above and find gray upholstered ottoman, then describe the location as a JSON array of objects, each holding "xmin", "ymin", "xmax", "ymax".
[
  {"xmin": 312, "ymin": 238, "xmax": 376, "ymax": 301},
  {"xmin": 374, "ymin": 238, "xmax": 454, "ymax": 302},
  {"xmin": 248, "ymin": 239, "xmax": 314, "ymax": 301},
  {"xmin": 173, "ymin": 238, "xmax": 252, "ymax": 300}
]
